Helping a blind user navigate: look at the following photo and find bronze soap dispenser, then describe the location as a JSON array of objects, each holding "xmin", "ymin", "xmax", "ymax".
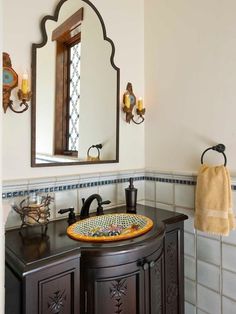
[{"xmin": 125, "ymin": 178, "xmax": 137, "ymax": 212}]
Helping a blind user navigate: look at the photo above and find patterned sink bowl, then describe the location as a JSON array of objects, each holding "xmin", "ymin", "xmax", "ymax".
[{"xmin": 67, "ymin": 213, "xmax": 154, "ymax": 242}]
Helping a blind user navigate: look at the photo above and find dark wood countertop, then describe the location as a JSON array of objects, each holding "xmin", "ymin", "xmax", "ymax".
[{"xmin": 5, "ymin": 204, "xmax": 188, "ymax": 273}]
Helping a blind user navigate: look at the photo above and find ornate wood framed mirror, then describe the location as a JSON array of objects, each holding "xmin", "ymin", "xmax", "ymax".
[{"xmin": 31, "ymin": 0, "xmax": 120, "ymax": 167}]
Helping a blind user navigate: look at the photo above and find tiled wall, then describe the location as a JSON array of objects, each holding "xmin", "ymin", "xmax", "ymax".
[
  {"xmin": 2, "ymin": 169, "xmax": 236, "ymax": 313},
  {"xmin": 144, "ymin": 171, "xmax": 236, "ymax": 314}
]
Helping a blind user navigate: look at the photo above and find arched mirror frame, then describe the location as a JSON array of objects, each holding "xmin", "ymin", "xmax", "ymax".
[{"xmin": 31, "ymin": 0, "xmax": 120, "ymax": 167}]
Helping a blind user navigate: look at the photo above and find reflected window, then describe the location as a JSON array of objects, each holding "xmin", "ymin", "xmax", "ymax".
[
  {"xmin": 52, "ymin": 8, "xmax": 83, "ymax": 157},
  {"xmin": 68, "ymin": 42, "xmax": 81, "ymax": 151}
]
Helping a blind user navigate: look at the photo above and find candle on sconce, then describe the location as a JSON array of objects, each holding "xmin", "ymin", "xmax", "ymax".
[
  {"xmin": 21, "ymin": 71, "xmax": 29, "ymax": 95},
  {"xmin": 125, "ymin": 94, "xmax": 130, "ymax": 108},
  {"xmin": 137, "ymin": 98, "xmax": 143, "ymax": 111}
]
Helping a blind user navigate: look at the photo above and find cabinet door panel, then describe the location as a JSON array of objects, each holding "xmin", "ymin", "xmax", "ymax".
[
  {"xmin": 39, "ymin": 272, "xmax": 73, "ymax": 314},
  {"xmin": 149, "ymin": 254, "xmax": 164, "ymax": 314},
  {"xmin": 25, "ymin": 258, "xmax": 80, "ymax": 314},
  {"xmin": 83, "ymin": 262, "xmax": 145, "ymax": 314},
  {"xmin": 95, "ymin": 275, "xmax": 138, "ymax": 314}
]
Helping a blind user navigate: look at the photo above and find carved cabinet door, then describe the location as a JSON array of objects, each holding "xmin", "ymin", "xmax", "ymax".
[
  {"xmin": 81, "ymin": 259, "xmax": 146, "ymax": 314},
  {"xmin": 24, "ymin": 256, "xmax": 80, "ymax": 314},
  {"xmin": 81, "ymin": 245, "xmax": 164, "ymax": 314}
]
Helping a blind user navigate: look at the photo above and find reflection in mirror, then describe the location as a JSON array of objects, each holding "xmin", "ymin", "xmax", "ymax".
[{"xmin": 31, "ymin": 0, "xmax": 120, "ymax": 166}]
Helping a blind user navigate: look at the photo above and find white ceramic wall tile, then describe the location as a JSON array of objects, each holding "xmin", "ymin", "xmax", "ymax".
[
  {"xmin": 78, "ymin": 186, "xmax": 99, "ymax": 213},
  {"xmin": 197, "ymin": 236, "xmax": 221, "ymax": 265},
  {"xmin": 3, "ymin": 198, "xmax": 15, "ymax": 225},
  {"xmin": 144, "ymin": 200, "xmax": 156, "ymax": 208},
  {"xmin": 176, "ymin": 207, "xmax": 195, "ymax": 234},
  {"xmin": 5, "ymin": 206, "xmax": 22, "ymax": 229},
  {"xmin": 145, "ymin": 181, "xmax": 155, "ymax": 201},
  {"xmin": 173, "ymin": 174, "xmax": 195, "ymax": 182},
  {"xmin": 232, "ymin": 190, "xmax": 236, "ymax": 215},
  {"xmin": 222, "ymin": 229, "xmax": 236, "ymax": 245},
  {"xmin": 156, "ymin": 181, "xmax": 174, "ymax": 204},
  {"xmin": 138, "ymin": 200, "xmax": 146, "ymax": 206},
  {"xmin": 184, "ymin": 255, "xmax": 196, "ymax": 281},
  {"xmin": 197, "ymin": 260, "xmax": 220, "ymax": 292},
  {"xmin": 185, "ymin": 278, "xmax": 196, "ymax": 304},
  {"xmin": 222, "ymin": 243, "xmax": 236, "ymax": 273},
  {"xmin": 185, "ymin": 301, "xmax": 196, "ymax": 314},
  {"xmin": 135, "ymin": 180, "xmax": 145, "ymax": 201},
  {"xmin": 116, "ymin": 182, "xmax": 127, "ymax": 205},
  {"xmin": 99, "ymin": 173, "xmax": 118, "ymax": 184},
  {"xmin": 196, "ymin": 230, "xmax": 220, "ymax": 241},
  {"xmin": 197, "ymin": 309, "xmax": 209, "ymax": 314},
  {"xmin": 54, "ymin": 190, "xmax": 78, "ymax": 218},
  {"xmin": 222, "ymin": 270, "xmax": 236, "ymax": 300},
  {"xmin": 98, "ymin": 184, "xmax": 117, "ymax": 207},
  {"xmin": 197, "ymin": 284, "xmax": 221, "ymax": 314},
  {"xmin": 175, "ymin": 184, "xmax": 195, "ymax": 208},
  {"xmin": 184, "ymin": 232, "xmax": 196, "ymax": 257},
  {"xmin": 80, "ymin": 173, "xmax": 99, "ymax": 183},
  {"xmin": 29, "ymin": 177, "xmax": 56, "ymax": 190},
  {"xmin": 3, "ymin": 179, "xmax": 28, "ymax": 193},
  {"xmin": 222, "ymin": 296, "xmax": 236, "ymax": 314},
  {"xmin": 156, "ymin": 202, "xmax": 174, "ymax": 212}
]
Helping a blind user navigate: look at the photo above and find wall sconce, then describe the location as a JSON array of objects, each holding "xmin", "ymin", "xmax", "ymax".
[
  {"xmin": 122, "ymin": 82, "xmax": 145, "ymax": 124},
  {"xmin": 2, "ymin": 52, "xmax": 31, "ymax": 113}
]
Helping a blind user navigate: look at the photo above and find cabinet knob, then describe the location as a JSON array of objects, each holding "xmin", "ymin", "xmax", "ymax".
[
  {"xmin": 150, "ymin": 261, "xmax": 155, "ymax": 268},
  {"xmin": 143, "ymin": 263, "xmax": 149, "ymax": 270}
]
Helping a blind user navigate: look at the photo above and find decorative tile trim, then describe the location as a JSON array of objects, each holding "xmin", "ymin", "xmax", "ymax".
[
  {"xmin": 2, "ymin": 170, "xmax": 236, "ymax": 199},
  {"xmin": 2, "ymin": 175, "xmax": 145, "ymax": 199},
  {"xmin": 145, "ymin": 176, "xmax": 196, "ymax": 185}
]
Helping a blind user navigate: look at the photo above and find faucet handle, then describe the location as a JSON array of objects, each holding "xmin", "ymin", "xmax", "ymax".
[
  {"xmin": 97, "ymin": 200, "xmax": 111, "ymax": 216},
  {"xmin": 100, "ymin": 200, "xmax": 111, "ymax": 205},
  {"xmin": 58, "ymin": 207, "xmax": 76, "ymax": 225}
]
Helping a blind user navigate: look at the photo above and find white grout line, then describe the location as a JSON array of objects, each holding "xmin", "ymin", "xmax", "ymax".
[{"xmin": 220, "ymin": 236, "xmax": 223, "ymax": 314}]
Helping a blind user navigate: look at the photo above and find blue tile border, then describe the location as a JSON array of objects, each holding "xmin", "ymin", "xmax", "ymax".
[
  {"xmin": 2, "ymin": 176, "xmax": 143, "ymax": 199},
  {"xmin": 2, "ymin": 173, "xmax": 236, "ymax": 199},
  {"xmin": 144, "ymin": 176, "xmax": 196, "ymax": 185}
]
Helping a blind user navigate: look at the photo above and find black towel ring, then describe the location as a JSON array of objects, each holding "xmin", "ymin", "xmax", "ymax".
[
  {"xmin": 200, "ymin": 144, "xmax": 227, "ymax": 166},
  {"xmin": 87, "ymin": 144, "xmax": 102, "ymax": 161}
]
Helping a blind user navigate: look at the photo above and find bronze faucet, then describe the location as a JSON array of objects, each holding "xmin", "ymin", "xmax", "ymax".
[{"xmin": 80, "ymin": 194, "xmax": 111, "ymax": 219}]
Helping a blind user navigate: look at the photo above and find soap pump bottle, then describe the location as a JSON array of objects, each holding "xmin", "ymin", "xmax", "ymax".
[{"xmin": 125, "ymin": 178, "xmax": 137, "ymax": 212}]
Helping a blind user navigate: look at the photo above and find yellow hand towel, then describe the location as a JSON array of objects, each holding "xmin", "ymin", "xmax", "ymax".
[{"xmin": 194, "ymin": 164, "xmax": 235, "ymax": 236}]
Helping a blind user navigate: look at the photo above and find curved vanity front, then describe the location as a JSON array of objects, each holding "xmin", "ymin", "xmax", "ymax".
[{"xmin": 5, "ymin": 204, "xmax": 188, "ymax": 314}]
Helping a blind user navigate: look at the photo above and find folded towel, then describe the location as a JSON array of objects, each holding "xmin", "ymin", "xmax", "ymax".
[{"xmin": 194, "ymin": 164, "xmax": 235, "ymax": 236}]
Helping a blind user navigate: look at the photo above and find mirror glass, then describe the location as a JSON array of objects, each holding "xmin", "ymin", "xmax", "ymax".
[{"xmin": 31, "ymin": 0, "xmax": 119, "ymax": 166}]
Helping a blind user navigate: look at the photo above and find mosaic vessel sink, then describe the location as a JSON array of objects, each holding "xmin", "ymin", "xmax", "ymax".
[{"xmin": 67, "ymin": 213, "xmax": 154, "ymax": 242}]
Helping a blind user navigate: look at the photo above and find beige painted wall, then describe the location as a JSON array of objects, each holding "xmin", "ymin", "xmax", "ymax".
[
  {"xmin": 145, "ymin": 0, "xmax": 236, "ymax": 174},
  {"xmin": 2, "ymin": 0, "xmax": 145, "ymax": 180}
]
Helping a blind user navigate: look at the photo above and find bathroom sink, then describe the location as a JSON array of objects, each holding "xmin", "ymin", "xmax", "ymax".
[{"xmin": 67, "ymin": 213, "xmax": 153, "ymax": 242}]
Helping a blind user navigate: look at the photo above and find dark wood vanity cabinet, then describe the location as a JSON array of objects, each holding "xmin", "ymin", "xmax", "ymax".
[{"xmin": 5, "ymin": 205, "xmax": 187, "ymax": 314}]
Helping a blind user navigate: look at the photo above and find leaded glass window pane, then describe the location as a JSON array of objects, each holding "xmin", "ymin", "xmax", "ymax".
[{"xmin": 68, "ymin": 42, "xmax": 81, "ymax": 151}]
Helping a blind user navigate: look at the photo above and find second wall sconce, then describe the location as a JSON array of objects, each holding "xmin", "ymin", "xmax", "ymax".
[
  {"xmin": 2, "ymin": 52, "xmax": 31, "ymax": 113},
  {"xmin": 122, "ymin": 82, "xmax": 145, "ymax": 124}
]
